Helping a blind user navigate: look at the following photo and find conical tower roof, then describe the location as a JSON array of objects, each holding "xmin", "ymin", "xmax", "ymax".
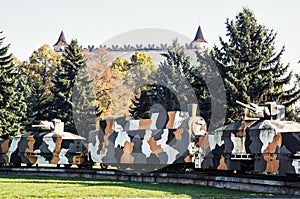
[
  {"xmin": 54, "ymin": 31, "xmax": 68, "ymax": 46},
  {"xmin": 193, "ymin": 25, "xmax": 207, "ymax": 43}
]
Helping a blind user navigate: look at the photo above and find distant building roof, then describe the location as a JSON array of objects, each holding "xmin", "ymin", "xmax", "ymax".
[
  {"xmin": 54, "ymin": 31, "xmax": 68, "ymax": 47},
  {"xmin": 193, "ymin": 25, "xmax": 207, "ymax": 43}
]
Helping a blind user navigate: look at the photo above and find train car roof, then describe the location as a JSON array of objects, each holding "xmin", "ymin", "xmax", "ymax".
[
  {"xmin": 215, "ymin": 120, "xmax": 300, "ymax": 133},
  {"xmin": 14, "ymin": 131, "xmax": 86, "ymax": 140}
]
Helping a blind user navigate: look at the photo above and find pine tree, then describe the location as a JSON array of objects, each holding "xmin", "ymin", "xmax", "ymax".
[
  {"xmin": 0, "ymin": 32, "xmax": 27, "ymax": 137},
  {"xmin": 50, "ymin": 39, "xmax": 86, "ymax": 134},
  {"xmin": 20, "ymin": 45, "xmax": 61, "ymax": 129},
  {"xmin": 129, "ymin": 84, "xmax": 180, "ymax": 118},
  {"xmin": 212, "ymin": 8, "xmax": 300, "ymax": 123},
  {"xmin": 129, "ymin": 40, "xmax": 211, "ymax": 121},
  {"xmin": 159, "ymin": 39, "xmax": 196, "ymax": 108},
  {"xmin": 73, "ymin": 66, "xmax": 96, "ymax": 138},
  {"xmin": 162, "ymin": 40, "xmax": 212, "ymax": 120}
]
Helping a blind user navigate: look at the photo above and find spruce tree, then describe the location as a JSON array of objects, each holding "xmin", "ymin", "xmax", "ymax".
[
  {"xmin": 50, "ymin": 39, "xmax": 86, "ymax": 134},
  {"xmin": 129, "ymin": 84, "xmax": 180, "ymax": 118},
  {"xmin": 73, "ymin": 66, "xmax": 96, "ymax": 138},
  {"xmin": 129, "ymin": 40, "xmax": 211, "ymax": 121},
  {"xmin": 212, "ymin": 8, "xmax": 300, "ymax": 122},
  {"xmin": 0, "ymin": 32, "xmax": 27, "ymax": 137},
  {"xmin": 21, "ymin": 45, "xmax": 61, "ymax": 129},
  {"xmin": 162, "ymin": 40, "xmax": 211, "ymax": 121}
]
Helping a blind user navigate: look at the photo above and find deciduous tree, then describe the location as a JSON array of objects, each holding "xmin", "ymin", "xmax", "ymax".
[{"xmin": 20, "ymin": 44, "xmax": 61, "ymax": 128}]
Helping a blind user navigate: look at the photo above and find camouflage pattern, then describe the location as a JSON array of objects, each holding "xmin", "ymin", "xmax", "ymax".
[
  {"xmin": 1, "ymin": 101, "xmax": 299, "ymax": 176},
  {"xmin": 194, "ymin": 102, "xmax": 300, "ymax": 175},
  {"xmin": 88, "ymin": 110, "xmax": 207, "ymax": 169},
  {"xmin": 7, "ymin": 120, "xmax": 87, "ymax": 166},
  {"xmin": 0, "ymin": 139, "xmax": 10, "ymax": 165}
]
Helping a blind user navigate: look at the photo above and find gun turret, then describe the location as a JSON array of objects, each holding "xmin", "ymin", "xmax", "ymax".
[
  {"xmin": 236, "ymin": 100, "xmax": 270, "ymax": 120},
  {"xmin": 236, "ymin": 100, "xmax": 257, "ymax": 112},
  {"xmin": 236, "ymin": 100, "xmax": 285, "ymax": 121},
  {"xmin": 32, "ymin": 121, "xmax": 54, "ymax": 131},
  {"xmin": 32, "ymin": 119, "xmax": 64, "ymax": 133}
]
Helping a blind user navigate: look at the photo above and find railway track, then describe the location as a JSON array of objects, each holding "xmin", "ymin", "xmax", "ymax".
[{"xmin": 0, "ymin": 166, "xmax": 299, "ymax": 196}]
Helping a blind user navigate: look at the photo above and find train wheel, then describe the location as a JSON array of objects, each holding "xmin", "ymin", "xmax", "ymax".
[
  {"xmin": 117, "ymin": 165, "xmax": 126, "ymax": 171},
  {"xmin": 100, "ymin": 163, "xmax": 108, "ymax": 169},
  {"xmin": 13, "ymin": 163, "xmax": 21, "ymax": 167},
  {"xmin": 64, "ymin": 164, "xmax": 72, "ymax": 168},
  {"xmin": 77, "ymin": 164, "xmax": 84, "ymax": 169}
]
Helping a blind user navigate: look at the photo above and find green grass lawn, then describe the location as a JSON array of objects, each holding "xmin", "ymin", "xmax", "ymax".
[{"xmin": 0, "ymin": 175, "xmax": 295, "ymax": 198}]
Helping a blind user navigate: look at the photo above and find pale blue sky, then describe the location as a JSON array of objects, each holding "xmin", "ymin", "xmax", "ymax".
[{"xmin": 1, "ymin": 0, "xmax": 300, "ymax": 73}]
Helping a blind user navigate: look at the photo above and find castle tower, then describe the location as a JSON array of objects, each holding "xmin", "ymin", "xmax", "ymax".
[
  {"xmin": 53, "ymin": 31, "xmax": 68, "ymax": 53},
  {"xmin": 191, "ymin": 25, "xmax": 208, "ymax": 49}
]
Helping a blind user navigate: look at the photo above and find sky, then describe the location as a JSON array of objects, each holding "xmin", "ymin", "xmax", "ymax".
[{"xmin": 1, "ymin": 0, "xmax": 300, "ymax": 73}]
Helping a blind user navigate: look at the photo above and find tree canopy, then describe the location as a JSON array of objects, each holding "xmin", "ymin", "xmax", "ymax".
[
  {"xmin": 50, "ymin": 39, "xmax": 87, "ymax": 133},
  {"xmin": 0, "ymin": 32, "xmax": 27, "ymax": 137},
  {"xmin": 212, "ymin": 7, "xmax": 300, "ymax": 123},
  {"xmin": 20, "ymin": 44, "xmax": 61, "ymax": 129}
]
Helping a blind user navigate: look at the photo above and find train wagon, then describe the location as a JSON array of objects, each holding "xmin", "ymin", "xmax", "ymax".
[
  {"xmin": 194, "ymin": 101, "xmax": 300, "ymax": 175},
  {"xmin": 5, "ymin": 119, "xmax": 87, "ymax": 168},
  {"xmin": 88, "ymin": 109, "xmax": 206, "ymax": 171}
]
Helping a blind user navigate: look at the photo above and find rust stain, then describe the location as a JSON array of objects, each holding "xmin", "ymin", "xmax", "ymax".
[
  {"xmin": 166, "ymin": 112, "xmax": 176, "ymax": 129},
  {"xmin": 139, "ymin": 119, "xmax": 151, "ymax": 130},
  {"xmin": 147, "ymin": 137, "xmax": 163, "ymax": 155},
  {"xmin": 173, "ymin": 128, "xmax": 184, "ymax": 140},
  {"xmin": 263, "ymin": 132, "xmax": 282, "ymax": 173},
  {"xmin": 120, "ymin": 141, "xmax": 134, "ymax": 163},
  {"xmin": 217, "ymin": 155, "xmax": 228, "ymax": 170}
]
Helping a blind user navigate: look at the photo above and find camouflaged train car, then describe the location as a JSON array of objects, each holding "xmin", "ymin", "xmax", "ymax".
[
  {"xmin": 0, "ymin": 101, "xmax": 299, "ymax": 176},
  {"xmin": 194, "ymin": 101, "xmax": 300, "ymax": 175},
  {"xmin": 0, "ymin": 119, "xmax": 87, "ymax": 167},
  {"xmin": 88, "ymin": 110, "xmax": 207, "ymax": 171},
  {"xmin": 0, "ymin": 139, "xmax": 10, "ymax": 166}
]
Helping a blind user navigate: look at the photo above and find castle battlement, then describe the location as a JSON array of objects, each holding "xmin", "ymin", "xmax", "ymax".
[{"xmin": 53, "ymin": 25, "xmax": 208, "ymax": 53}]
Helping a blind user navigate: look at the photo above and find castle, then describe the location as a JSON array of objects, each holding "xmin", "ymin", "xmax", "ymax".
[{"xmin": 53, "ymin": 25, "xmax": 208, "ymax": 59}]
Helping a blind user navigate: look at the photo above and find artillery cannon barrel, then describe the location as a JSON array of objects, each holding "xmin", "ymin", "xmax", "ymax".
[
  {"xmin": 236, "ymin": 100, "xmax": 256, "ymax": 112},
  {"xmin": 32, "ymin": 124, "xmax": 46, "ymax": 128}
]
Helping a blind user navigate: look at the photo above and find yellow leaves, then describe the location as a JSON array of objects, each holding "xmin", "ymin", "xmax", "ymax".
[
  {"xmin": 111, "ymin": 56, "xmax": 130, "ymax": 78},
  {"xmin": 111, "ymin": 51, "xmax": 157, "ymax": 80},
  {"xmin": 130, "ymin": 51, "xmax": 154, "ymax": 65},
  {"xmin": 94, "ymin": 51, "xmax": 158, "ymax": 119}
]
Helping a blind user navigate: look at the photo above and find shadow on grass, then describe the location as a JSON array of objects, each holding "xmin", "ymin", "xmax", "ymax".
[{"xmin": 0, "ymin": 175, "xmax": 294, "ymax": 198}]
